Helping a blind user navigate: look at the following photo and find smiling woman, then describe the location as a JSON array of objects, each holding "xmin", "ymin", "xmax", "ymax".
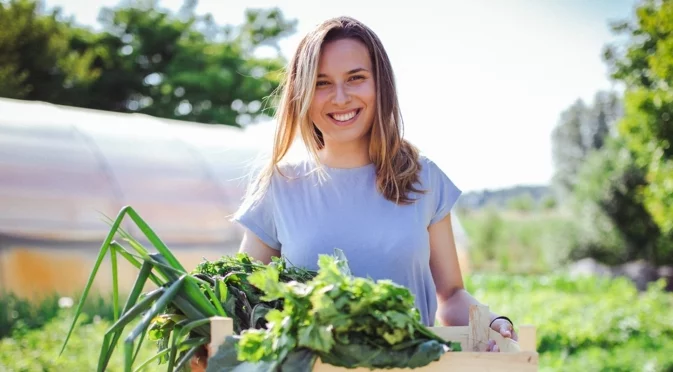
[{"xmin": 210, "ymin": 16, "xmax": 517, "ymax": 368}]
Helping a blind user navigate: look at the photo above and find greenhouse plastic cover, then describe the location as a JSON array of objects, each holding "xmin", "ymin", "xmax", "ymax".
[{"xmin": 0, "ymin": 98, "xmax": 274, "ymax": 245}]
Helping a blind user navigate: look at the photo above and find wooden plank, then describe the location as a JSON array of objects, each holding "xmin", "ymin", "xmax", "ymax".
[
  {"xmin": 208, "ymin": 317, "xmax": 233, "ymax": 358},
  {"xmin": 469, "ymin": 304, "xmax": 491, "ymax": 351},
  {"xmin": 427, "ymin": 325, "xmax": 470, "ymax": 349},
  {"xmin": 518, "ymin": 325, "xmax": 537, "ymax": 352}
]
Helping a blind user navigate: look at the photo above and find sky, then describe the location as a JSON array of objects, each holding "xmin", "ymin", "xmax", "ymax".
[{"xmin": 43, "ymin": 0, "xmax": 641, "ymax": 192}]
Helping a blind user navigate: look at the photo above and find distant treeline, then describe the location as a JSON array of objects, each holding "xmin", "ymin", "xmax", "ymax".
[
  {"xmin": 456, "ymin": 185, "xmax": 554, "ymax": 212},
  {"xmin": 0, "ymin": 0, "xmax": 296, "ymax": 126}
]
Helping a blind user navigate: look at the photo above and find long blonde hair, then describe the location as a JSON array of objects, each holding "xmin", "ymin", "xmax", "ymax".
[{"xmin": 250, "ymin": 16, "xmax": 424, "ymax": 205}]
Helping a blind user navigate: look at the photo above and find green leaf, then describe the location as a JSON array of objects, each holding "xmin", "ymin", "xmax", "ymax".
[
  {"xmin": 297, "ymin": 324, "xmax": 333, "ymax": 353},
  {"xmin": 280, "ymin": 349, "xmax": 318, "ymax": 372},
  {"xmin": 206, "ymin": 337, "xmax": 277, "ymax": 372},
  {"xmin": 247, "ymin": 266, "xmax": 284, "ymax": 301}
]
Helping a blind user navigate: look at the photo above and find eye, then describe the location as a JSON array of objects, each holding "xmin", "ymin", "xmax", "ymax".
[
  {"xmin": 349, "ymin": 75, "xmax": 365, "ymax": 82},
  {"xmin": 316, "ymin": 80, "xmax": 330, "ymax": 87}
]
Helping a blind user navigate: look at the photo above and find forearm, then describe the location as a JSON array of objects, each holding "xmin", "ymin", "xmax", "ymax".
[{"xmin": 436, "ymin": 289, "xmax": 501, "ymax": 327}]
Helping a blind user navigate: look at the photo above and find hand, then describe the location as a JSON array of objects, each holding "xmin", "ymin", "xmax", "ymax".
[
  {"xmin": 486, "ymin": 317, "xmax": 517, "ymax": 352},
  {"xmin": 190, "ymin": 345, "xmax": 209, "ymax": 372}
]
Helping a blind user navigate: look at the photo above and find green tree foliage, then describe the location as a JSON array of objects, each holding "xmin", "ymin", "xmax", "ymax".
[
  {"xmin": 0, "ymin": 0, "xmax": 296, "ymax": 126},
  {"xmin": 550, "ymin": 91, "xmax": 622, "ymax": 200},
  {"xmin": 571, "ymin": 137, "xmax": 672, "ymax": 265},
  {"xmin": 549, "ymin": 0, "xmax": 673, "ymax": 267},
  {"xmin": 604, "ymin": 0, "xmax": 673, "ymax": 234},
  {"xmin": 0, "ymin": 0, "xmax": 99, "ymax": 101}
]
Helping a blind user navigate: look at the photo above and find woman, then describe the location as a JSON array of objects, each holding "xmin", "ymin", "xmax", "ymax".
[{"xmin": 192, "ymin": 15, "xmax": 516, "ymax": 370}]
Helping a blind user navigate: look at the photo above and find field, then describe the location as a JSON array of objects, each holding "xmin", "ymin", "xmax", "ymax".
[
  {"xmin": 1, "ymin": 209, "xmax": 672, "ymax": 371},
  {"xmin": 458, "ymin": 208, "xmax": 579, "ymax": 274}
]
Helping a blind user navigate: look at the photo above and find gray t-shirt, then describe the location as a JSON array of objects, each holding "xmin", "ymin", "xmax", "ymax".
[{"xmin": 233, "ymin": 154, "xmax": 462, "ymax": 326}]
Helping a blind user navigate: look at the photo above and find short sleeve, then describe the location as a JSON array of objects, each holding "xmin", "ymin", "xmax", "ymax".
[
  {"xmin": 232, "ymin": 181, "xmax": 281, "ymax": 250},
  {"xmin": 427, "ymin": 159, "xmax": 462, "ymax": 225}
]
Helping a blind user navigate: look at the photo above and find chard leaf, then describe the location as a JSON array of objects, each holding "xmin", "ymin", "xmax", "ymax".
[
  {"xmin": 319, "ymin": 339, "xmax": 448, "ymax": 369},
  {"xmin": 206, "ymin": 336, "xmax": 276, "ymax": 372},
  {"xmin": 279, "ymin": 349, "xmax": 318, "ymax": 372}
]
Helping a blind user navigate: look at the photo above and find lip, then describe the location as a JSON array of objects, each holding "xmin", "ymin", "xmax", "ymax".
[{"xmin": 327, "ymin": 108, "xmax": 362, "ymax": 126}]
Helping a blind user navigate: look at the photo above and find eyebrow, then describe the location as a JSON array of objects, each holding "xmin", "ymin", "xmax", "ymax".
[{"xmin": 318, "ymin": 68, "xmax": 369, "ymax": 78}]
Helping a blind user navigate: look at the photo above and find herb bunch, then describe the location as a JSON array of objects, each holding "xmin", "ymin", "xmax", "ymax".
[{"xmin": 207, "ymin": 249, "xmax": 460, "ymax": 371}]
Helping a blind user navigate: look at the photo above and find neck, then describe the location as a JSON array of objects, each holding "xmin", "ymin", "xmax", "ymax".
[{"xmin": 318, "ymin": 137, "xmax": 371, "ymax": 169}]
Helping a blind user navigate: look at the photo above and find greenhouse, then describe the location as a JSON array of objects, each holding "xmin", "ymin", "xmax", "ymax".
[{"xmin": 0, "ymin": 97, "xmax": 272, "ymax": 298}]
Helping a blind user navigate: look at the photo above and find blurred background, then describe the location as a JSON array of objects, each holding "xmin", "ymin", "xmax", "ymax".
[{"xmin": 1, "ymin": 0, "xmax": 672, "ymax": 370}]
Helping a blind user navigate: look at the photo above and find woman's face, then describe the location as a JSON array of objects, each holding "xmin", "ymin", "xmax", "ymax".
[{"xmin": 308, "ymin": 38, "xmax": 376, "ymax": 150}]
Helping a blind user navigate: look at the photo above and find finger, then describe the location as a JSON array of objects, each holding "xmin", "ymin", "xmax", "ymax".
[
  {"xmin": 500, "ymin": 324, "xmax": 512, "ymax": 338},
  {"xmin": 493, "ymin": 344, "xmax": 500, "ymax": 352}
]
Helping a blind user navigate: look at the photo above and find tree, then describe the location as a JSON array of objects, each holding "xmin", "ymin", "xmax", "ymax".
[
  {"xmin": 604, "ymin": 0, "xmax": 673, "ymax": 234},
  {"xmin": 507, "ymin": 193, "xmax": 535, "ymax": 213},
  {"xmin": 0, "ymin": 0, "xmax": 99, "ymax": 102},
  {"xmin": 550, "ymin": 91, "xmax": 622, "ymax": 200},
  {"xmin": 571, "ymin": 136, "xmax": 671, "ymax": 265},
  {"xmin": 0, "ymin": 0, "xmax": 296, "ymax": 127}
]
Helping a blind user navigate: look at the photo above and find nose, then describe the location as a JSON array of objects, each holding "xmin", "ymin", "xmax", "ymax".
[{"xmin": 332, "ymin": 83, "xmax": 351, "ymax": 106}]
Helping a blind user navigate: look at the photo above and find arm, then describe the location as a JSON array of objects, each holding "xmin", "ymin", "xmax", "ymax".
[
  {"xmin": 238, "ymin": 228, "xmax": 281, "ymax": 264},
  {"xmin": 429, "ymin": 213, "xmax": 513, "ymax": 337}
]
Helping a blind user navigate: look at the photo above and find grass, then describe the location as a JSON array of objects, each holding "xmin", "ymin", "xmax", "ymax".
[
  {"xmin": 0, "ymin": 309, "xmax": 156, "ymax": 371},
  {"xmin": 458, "ymin": 208, "xmax": 579, "ymax": 274}
]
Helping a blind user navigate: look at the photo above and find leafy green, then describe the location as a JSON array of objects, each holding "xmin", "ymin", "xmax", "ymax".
[
  {"xmin": 146, "ymin": 252, "xmax": 317, "ymax": 369},
  {"xmin": 209, "ymin": 249, "xmax": 459, "ymax": 371}
]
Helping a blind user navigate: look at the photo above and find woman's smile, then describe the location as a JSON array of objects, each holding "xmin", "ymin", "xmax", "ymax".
[{"xmin": 327, "ymin": 108, "xmax": 362, "ymax": 126}]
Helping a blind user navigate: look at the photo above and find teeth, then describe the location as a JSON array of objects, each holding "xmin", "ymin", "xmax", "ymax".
[{"xmin": 332, "ymin": 110, "xmax": 357, "ymax": 122}]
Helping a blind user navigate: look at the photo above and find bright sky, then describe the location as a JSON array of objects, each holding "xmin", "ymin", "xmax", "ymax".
[{"xmin": 44, "ymin": 0, "xmax": 640, "ymax": 192}]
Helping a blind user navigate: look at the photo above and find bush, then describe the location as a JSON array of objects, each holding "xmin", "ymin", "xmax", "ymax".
[
  {"xmin": 571, "ymin": 137, "xmax": 672, "ymax": 266},
  {"xmin": 0, "ymin": 292, "xmax": 117, "ymax": 339},
  {"xmin": 0, "ymin": 311, "xmax": 155, "ymax": 371}
]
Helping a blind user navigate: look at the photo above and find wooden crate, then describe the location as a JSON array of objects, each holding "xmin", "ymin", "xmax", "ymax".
[{"xmin": 207, "ymin": 304, "xmax": 538, "ymax": 371}]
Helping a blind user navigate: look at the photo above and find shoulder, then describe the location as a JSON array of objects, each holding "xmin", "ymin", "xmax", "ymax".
[
  {"xmin": 415, "ymin": 153, "xmax": 463, "ymax": 223},
  {"xmin": 417, "ymin": 153, "xmax": 455, "ymax": 186},
  {"xmin": 417, "ymin": 153, "xmax": 438, "ymax": 173},
  {"xmin": 275, "ymin": 157, "xmax": 315, "ymax": 178},
  {"xmin": 261, "ymin": 157, "xmax": 317, "ymax": 190}
]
